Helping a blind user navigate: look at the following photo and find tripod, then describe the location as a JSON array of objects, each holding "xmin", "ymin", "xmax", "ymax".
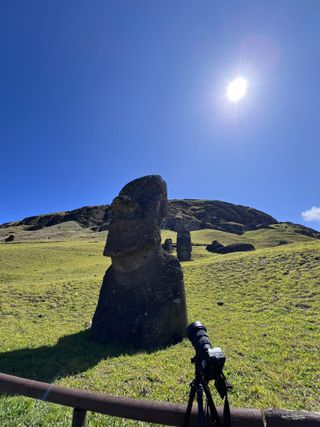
[{"xmin": 183, "ymin": 357, "xmax": 230, "ymax": 427}]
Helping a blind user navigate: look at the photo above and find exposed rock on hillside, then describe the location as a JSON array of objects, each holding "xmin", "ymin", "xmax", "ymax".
[
  {"xmin": 280, "ymin": 222, "xmax": 320, "ymax": 240},
  {"xmin": 0, "ymin": 199, "xmax": 278, "ymax": 235},
  {"xmin": 1, "ymin": 201, "xmax": 320, "ymax": 243},
  {"xmin": 1, "ymin": 206, "xmax": 112, "ymax": 231},
  {"xmin": 164, "ymin": 199, "xmax": 277, "ymax": 233}
]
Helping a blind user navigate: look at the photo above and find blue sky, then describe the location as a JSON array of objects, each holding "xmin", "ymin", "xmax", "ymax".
[{"xmin": 1, "ymin": 1, "xmax": 319, "ymax": 230}]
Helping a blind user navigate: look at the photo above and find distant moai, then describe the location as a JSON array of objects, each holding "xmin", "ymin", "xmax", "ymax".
[
  {"xmin": 177, "ymin": 230, "xmax": 192, "ymax": 261},
  {"xmin": 91, "ymin": 175, "xmax": 188, "ymax": 349},
  {"xmin": 206, "ymin": 240, "xmax": 255, "ymax": 254},
  {"xmin": 162, "ymin": 238, "xmax": 173, "ymax": 253}
]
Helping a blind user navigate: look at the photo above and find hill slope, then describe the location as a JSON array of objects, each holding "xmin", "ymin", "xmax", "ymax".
[
  {"xmin": 0, "ymin": 202, "xmax": 319, "ymax": 425},
  {"xmin": 0, "ymin": 199, "xmax": 277, "ymax": 234},
  {"xmin": 1, "ymin": 199, "xmax": 320, "ymax": 243},
  {"xmin": 0, "ymin": 239, "xmax": 319, "ymax": 426}
]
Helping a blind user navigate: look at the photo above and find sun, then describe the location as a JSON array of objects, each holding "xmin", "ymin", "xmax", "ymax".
[{"xmin": 226, "ymin": 77, "xmax": 248, "ymax": 102}]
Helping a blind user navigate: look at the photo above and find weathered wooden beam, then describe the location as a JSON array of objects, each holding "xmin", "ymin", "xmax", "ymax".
[
  {"xmin": 0, "ymin": 372, "xmax": 319, "ymax": 426},
  {"xmin": 265, "ymin": 409, "xmax": 320, "ymax": 426}
]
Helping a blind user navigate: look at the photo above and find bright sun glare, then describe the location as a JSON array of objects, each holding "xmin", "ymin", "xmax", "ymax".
[{"xmin": 226, "ymin": 77, "xmax": 248, "ymax": 102}]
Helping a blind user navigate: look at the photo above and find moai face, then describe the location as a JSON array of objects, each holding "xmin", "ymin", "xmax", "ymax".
[{"xmin": 104, "ymin": 175, "xmax": 167, "ymax": 259}]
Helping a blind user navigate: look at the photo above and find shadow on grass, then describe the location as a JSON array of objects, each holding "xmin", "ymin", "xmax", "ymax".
[{"xmin": 0, "ymin": 330, "xmax": 144, "ymax": 383}]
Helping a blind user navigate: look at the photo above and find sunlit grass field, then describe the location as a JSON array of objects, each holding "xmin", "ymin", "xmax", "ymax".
[{"xmin": 0, "ymin": 229, "xmax": 319, "ymax": 426}]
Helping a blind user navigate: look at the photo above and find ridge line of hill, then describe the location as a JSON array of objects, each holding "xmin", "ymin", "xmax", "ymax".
[{"xmin": 1, "ymin": 199, "xmax": 319, "ymax": 239}]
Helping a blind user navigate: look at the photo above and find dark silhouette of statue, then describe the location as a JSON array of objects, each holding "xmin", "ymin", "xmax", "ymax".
[{"xmin": 91, "ymin": 175, "xmax": 188, "ymax": 349}]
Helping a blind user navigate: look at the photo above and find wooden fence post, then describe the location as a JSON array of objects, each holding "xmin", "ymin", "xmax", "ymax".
[{"xmin": 72, "ymin": 408, "xmax": 87, "ymax": 427}]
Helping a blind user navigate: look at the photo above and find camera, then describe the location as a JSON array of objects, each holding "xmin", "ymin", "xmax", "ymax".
[
  {"xmin": 187, "ymin": 321, "xmax": 226, "ymax": 382},
  {"xmin": 184, "ymin": 321, "xmax": 231, "ymax": 426},
  {"xmin": 184, "ymin": 321, "xmax": 232, "ymax": 427}
]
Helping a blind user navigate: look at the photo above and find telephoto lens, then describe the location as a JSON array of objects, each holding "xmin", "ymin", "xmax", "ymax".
[{"xmin": 187, "ymin": 321, "xmax": 226, "ymax": 381}]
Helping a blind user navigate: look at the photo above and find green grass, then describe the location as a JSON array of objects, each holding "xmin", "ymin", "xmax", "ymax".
[
  {"xmin": 0, "ymin": 233, "xmax": 319, "ymax": 426},
  {"xmin": 0, "ymin": 221, "xmax": 106, "ymax": 242},
  {"xmin": 191, "ymin": 223, "xmax": 317, "ymax": 247}
]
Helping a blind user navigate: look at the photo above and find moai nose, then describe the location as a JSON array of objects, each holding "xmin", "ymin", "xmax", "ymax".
[{"xmin": 112, "ymin": 195, "xmax": 137, "ymax": 217}]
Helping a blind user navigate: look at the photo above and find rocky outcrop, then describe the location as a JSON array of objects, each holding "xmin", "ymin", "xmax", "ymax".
[
  {"xmin": 3, "ymin": 195, "xmax": 320, "ymax": 241},
  {"xmin": 164, "ymin": 200, "xmax": 277, "ymax": 234},
  {"xmin": 91, "ymin": 175, "xmax": 188, "ymax": 349},
  {"xmin": 283, "ymin": 222, "xmax": 320, "ymax": 239},
  {"xmin": 0, "ymin": 206, "xmax": 113, "ymax": 231},
  {"xmin": 206, "ymin": 240, "xmax": 255, "ymax": 254},
  {"xmin": 4, "ymin": 234, "xmax": 14, "ymax": 242},
  {"xmin": 0, "ymin": 200, "xmax": 278, "ymax": 235}
]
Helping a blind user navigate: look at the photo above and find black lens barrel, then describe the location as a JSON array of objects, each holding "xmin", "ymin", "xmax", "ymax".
[
  {"xmin": 187, "ymin": 321, "xmax": 213, "ymax": 354},
  {"xmin": 186, "ymin": 321, "xmax": 206, "ymax": 341}
]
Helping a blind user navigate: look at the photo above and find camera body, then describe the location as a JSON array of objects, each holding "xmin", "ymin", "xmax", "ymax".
[{"xmin": 187, "ymin": 321, "xmax": 226, "ymax": 382}]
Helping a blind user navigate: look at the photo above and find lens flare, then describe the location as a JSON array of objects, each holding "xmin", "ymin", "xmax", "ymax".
[{"xmin": 226, "ymin": 77, "xmax": 248, "ymax": 102}]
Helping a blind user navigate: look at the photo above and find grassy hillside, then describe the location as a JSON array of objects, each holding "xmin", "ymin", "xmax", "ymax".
[
  {"xmin": 1, "ymin": 221, "xmax": 317, "ymax": 247},
  {"xmin": 191, "ymin": 223, "xmax": 318, "ymax": 248},
  {"xmin": 0, "ymin": 234, "xmax": 319, "ymax": 426},
  {"xmin": 0, "ymin": 221, "xmax": 105, "ymax": 242}
]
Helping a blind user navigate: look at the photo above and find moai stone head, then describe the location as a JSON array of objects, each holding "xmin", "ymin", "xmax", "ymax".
[
  {"xmin": 177, "ymin": 230, "xmax": 192, "ymax": 262},
  {"xmin": 162, "ymin": 238, "xmax": 173, "ymax": 253},
  {"xmin": 104, "ymin": 176, "xmax": 167, "ymax": 266},
  {"xmin": 91, "ymin": 175, "xmax": 188, "ymax": 348}
]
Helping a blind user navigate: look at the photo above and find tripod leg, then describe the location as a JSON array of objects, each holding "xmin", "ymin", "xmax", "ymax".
[
  {"xmin": 202, "ymin": 382, "xmax": 221, "ymax": 426},
  {"xmin": 196, "ymin": 385, "xmax": 205, "ymax": 427},
  {"xmin": 183, "ymin": 381, "xmax": 197, "ymax": 427}
]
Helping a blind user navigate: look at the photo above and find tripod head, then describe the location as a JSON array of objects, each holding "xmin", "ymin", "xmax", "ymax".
[{"xmin": 191, "ymin": 353, "xmax": 232, "ymax": 399}]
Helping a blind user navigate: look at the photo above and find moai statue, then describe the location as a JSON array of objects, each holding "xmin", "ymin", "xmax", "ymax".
[
  {"xmin": 91, "ymin": 175, "xmax": 188, "ymax": 349},
  {"xmin": 177, "ymin": 230, "xmax": 192, "ymax": 262},
  {"xmin": 206, "ymin": 240, "xmax": 225, "ymax": 253},
  {"xmin": 162, "ymin": 238, "xmax": 173, "ymax": 253}
]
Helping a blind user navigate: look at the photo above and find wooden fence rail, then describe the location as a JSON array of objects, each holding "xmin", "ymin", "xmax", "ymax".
[{"xmin": 0, "ymin": 372, "xmax": 319, "ymax": 426}]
